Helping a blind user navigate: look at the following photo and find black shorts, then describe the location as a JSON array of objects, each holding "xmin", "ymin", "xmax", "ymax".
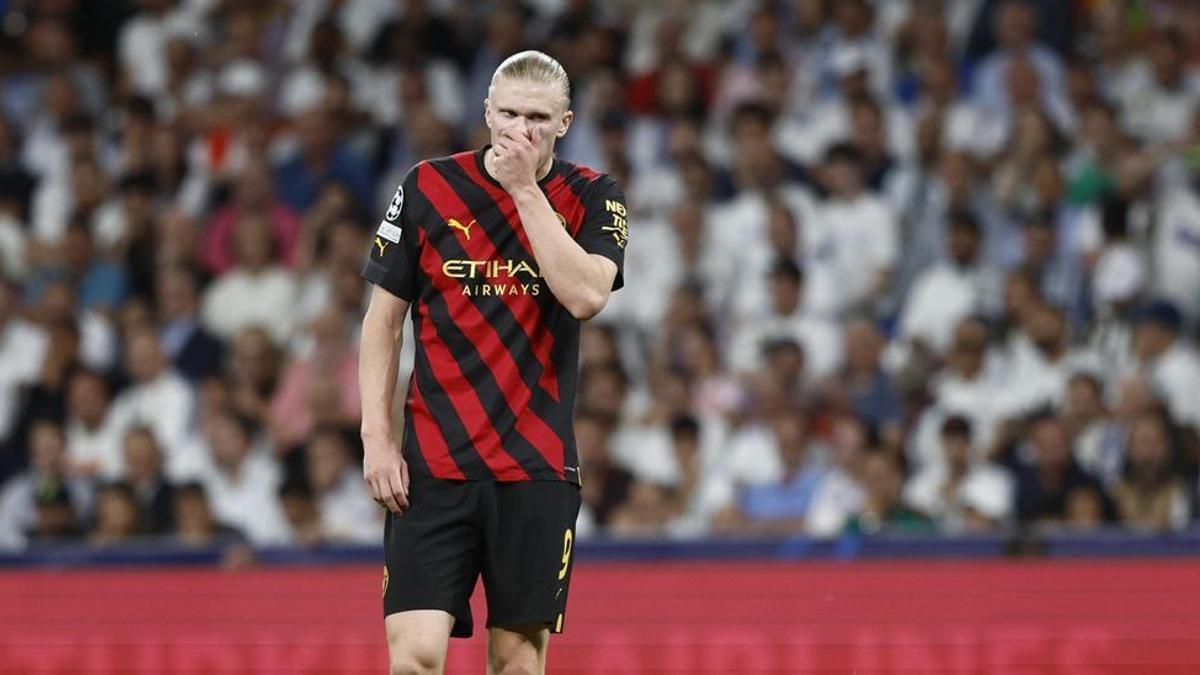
[{"xmin": 382, "ymin": 473, "xmax": 582, "ymax": 638}]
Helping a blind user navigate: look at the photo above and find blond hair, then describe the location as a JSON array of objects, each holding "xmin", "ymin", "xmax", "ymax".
[{"xmin": 489, "ymin": 50, "xmax": 571, "ymax": 109}]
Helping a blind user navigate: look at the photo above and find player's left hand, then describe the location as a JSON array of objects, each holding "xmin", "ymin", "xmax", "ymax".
[{"xmin": 492, "ymin": 126, "xmax": 540, "ymax": 192}]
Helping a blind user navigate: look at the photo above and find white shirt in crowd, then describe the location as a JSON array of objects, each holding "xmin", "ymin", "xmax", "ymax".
[
  {"xmin": 727, "ymin": 311, "xmax": 843, "ymax": 380},
  {"xmin": 0, "ymin": 474, "xmax": 93, "ymax": 551},
  {"xmin": 904, "ymin": 462, "xmax": 1014, "ymax": 533},
  {"xmin": 804, "ymin": 467, "xmax": 866, "ymax": 538},
  {"xmin": 803, "ymin": 193, "xmax": 898, "ymax": 317},
  {"xmin": 65, "ymin": 414, "xmax": 125, "ymax": 480},
  {"xmin": 319, "ymin": 471, "xmax": 383, "ymax": 544},
  {"xmin": 107, "ymin": 370, "xmax": 195, "ymax": 460},
  {"xmin": 0, "ymin": 318, "xmax": 48, "ymax": 440},
  {"xmin": 899, "ymin": 262, "xmax": 1003, "ymax": 355},
  {"xmin": 118, "ymin": 2, "xmax": 209, "ymax": 97},
  {"xmin": 1152, "ymin": 187, "xmax": 1200, "ymax": 324},
  {"xmin": 201, "ymin": 266, "xmax": 299, "ymax": 344},
  {"xmin": 1145, "ymin": 341, "xmax": 1200, "ymax": 431},
  {"xmin": 1114, "ymin": 61, "xmax": 1197, "ymax": 145},
  {"xmin": 776, "ymin": 98, "xmax": 915, "ymax": 167},
  {"xmin": 199, "ymin": 448, "xmax": 290, "ymax": 546}
]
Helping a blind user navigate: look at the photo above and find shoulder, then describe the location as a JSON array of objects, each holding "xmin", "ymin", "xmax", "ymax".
[
  {"xmin": 558, "ymin": 159, "xmax": 622, "ymax": 196},
  {"xmin": 557, "ymin": 157, "xmax": 605, "ymax": 184},
  {"xmin": 401, "ymin": 155, "xmax": 442, "ymax": 183},
  {"xmin": 399, "ymin": 150, "xmax": 475, "ymax": 185}
]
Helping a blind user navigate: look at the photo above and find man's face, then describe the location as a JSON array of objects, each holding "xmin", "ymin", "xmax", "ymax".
[
  {"xmin": 997, "ymin": 2, "xmax": 1035, "ymax": 49},
  {"xmin": 949, "ymin": 321, "xmax": 987, "ymax": 375},
  {"xmin": 30, "ymin": 423, "xmax": 66, "ymax": 474},
  {"xmin": 1066, "ymin": 378, "xmax": 1102, "ymax": 419},
  {"xmin": 768, "ymin": 275, "xmax": 801, "ymax": 315},
  {"xmin": 485, "ymin": 77, "xmax": 572, "ymax": 168},
  {"xmin": 156, "ymin": 270, "xmax": 195, "ymax": 322},
  {"xmin": 1128, "ymin": 415, "xmax": 1168, "ymax": 470},
  {"xmin": 1023, "ymin": 222, "xmax": 1056, "ymax": 265},
  {"xmin": 210, "ymin": 416, "xmax": 250, "ymax": 468},
  {"xmin": 1133, "ymin": 322, "xmax": 1172, "ymax": 360},
  {"xmin": 947, "ymin": 226, "xmax": 979, "ymax": 265},
  {"xmin": 826, "ymin": 159, "xmax": 862, "ymax": 197},
  {"xmin": 845, "ymin": 320, "xmax": 881, "ymax": 373},
  {"xmin": 942, "ymin": 433, "xmax": 971, "ymax": 467},
  {"xmin": 307, "ymin": 434, "xmax": 348, "ymax": 493},
  {"xmin": 124, "ymin": 431, "xmax": 160, "ymax": 483},
  {"xmin": 1032, "ymin": 418, "xmax": 1069, "ymax": 467},
  {"xmin": 125, "ymin": 332, "xmax": 163, "ymax": 384}
]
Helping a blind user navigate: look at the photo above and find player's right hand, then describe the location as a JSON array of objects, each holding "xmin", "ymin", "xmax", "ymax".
[{"xmin": 363, "ymin": 434, "xmax": 410, "ymax": 516}]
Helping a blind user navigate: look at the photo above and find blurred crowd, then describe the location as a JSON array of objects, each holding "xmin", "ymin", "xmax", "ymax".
[{"xmin": 1, "ymin": 0, "xmax": 1200, "ymax": 553}]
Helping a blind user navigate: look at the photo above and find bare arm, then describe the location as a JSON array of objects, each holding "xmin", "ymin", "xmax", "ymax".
[
  {"xmin": 359, "ymin": 285, "xmax": 411, "ymax": 515},
  {"xmin": 493, "ymin": 128, "xmax": 618, "ymax": 320}
]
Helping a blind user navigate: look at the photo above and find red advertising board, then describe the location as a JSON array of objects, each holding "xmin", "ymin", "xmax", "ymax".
[{"xmin": 2, "ymin": 558, "xmax": 1198, "ymax": 673}]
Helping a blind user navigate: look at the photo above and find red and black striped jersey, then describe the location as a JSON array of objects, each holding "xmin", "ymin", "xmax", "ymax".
[{"xmin": 361, "ymin": 146, "xmax": 627, "ymax": 485}]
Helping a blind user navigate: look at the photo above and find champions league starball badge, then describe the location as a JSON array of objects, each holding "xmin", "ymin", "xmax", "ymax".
[{"xmin": 385, "ymin": 185, "xmax": 404, "ymax": 222}]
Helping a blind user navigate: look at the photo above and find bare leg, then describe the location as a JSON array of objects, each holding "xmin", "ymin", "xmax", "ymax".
[
  {"xmin": 487, "ymin": 624, "xmax": 550, "ymax": 675},
  {"xmin": 385, "ymin": 610, "xmax": 455, "ymax": 675}
]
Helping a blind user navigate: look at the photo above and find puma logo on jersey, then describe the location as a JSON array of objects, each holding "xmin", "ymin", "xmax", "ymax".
[
  {"xmin": 448, "ymin": 218, "xmax": 475, "ymax": 240},
  {"xmin": 374, "ymin": 236, "xmax": 388, "ymax": 256}
]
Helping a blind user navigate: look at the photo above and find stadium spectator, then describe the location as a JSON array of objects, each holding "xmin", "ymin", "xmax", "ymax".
[
  {"xmin": 661, "ymin": 414, "xmax": 729, "ymax": 538},
  {"xmin": 0, "ymin": 281, "xmax": 49, "ymax": 457},
  {"xmin": 1063, "ymin": 373, "xmax": 1125, "ymax": 488},
  {"xmin": 278, "ymin": 475, "xmax": 324, "ymax": 547},
  {"xmin": 806, "ymin": 416, "xmax": 869, "ymax": 537},
  {"xmin": 171, "ymin": 481, "xmax": 244, "ymax": 548},
  {"xmin": 268, "ymin": 310, "xmax": 361, "ymax": 449},
  {"xmin": 844, "ymin": 450, "xmax": 935, "ymax": 536},
  {"xmin": 1013, "ymin": 412, "xmax": 1112, "ymax": 528},
  {"xmin": 223, "ymin": 326, "xmax": 283, "ymax": 429},
  {"xmin": 155, "ymin": 265, "xmax": 224, "ymax": 382},
  {"xmin": 89, "ymin": 480, "xmax": 146, "ymax": 546},
  {"xmin": 804, "ymin": 143, "xmax": 897, "ymax": 317},
  {"xmin": 272, "ymin": 107, "xmax": 375, "ymax": 213},
  {"xmin": 0, "ymin": 421, "xmax": 91, "ymax": 549},
  {"xmin": 1113, "ymin": 412, "xmax": 1191, "ymax": 531},
  {"xmin": 200, "ymin": 213, "xmax": 299, "ymax": 344},
  {"xmin": 1152, "ymin": 167, "xmax": 1200, "ymax": 325},
  {"xmin": 200, "ymin": 160, "xmax": 303, "ymax": 276},
  {"xmin": 971, "ymin": 0, "xmax": 1067, "ymax": 122},
  {"xmin": 899, "ymin": 211, "xmax": 1003, "ymax": 355},
  {"xmin": 822, "ymin": 316, "xmax": 902, "ymax": 447},
  {"xmin": 715, "ymin": 409, "xmax": 824, "ymax": 536},
  {"xmin": 904, "ymin": 415, "xmax": 1013, "ymax": 533},
  {"xmin": 64, "ymin": 368, "xmax": 122, "ymax": 480},
  {"xmin": 1130, "ymin": 301, "xmax": 1200, "ymax": 432},
  {"xmin": 107, "ymin": 327, "xmax": 194, "ymax": 464},
  {"xmin": 194, "ymin": 410, "xmax": 289, "ymax": 546},
  {"xmin": 574, "ymin": 408, "xmax": 633, "ymax": 539},
  {"xmin": 303, "ymin": 427, "xmax": 378, "ymax": 544},
  {"xmin": 729, "ymin": 258, "xmax": 842, "ymax": 380},
  {"xmin": 120, "ymin": 426, "xmax": 175, "ymax": 535}
]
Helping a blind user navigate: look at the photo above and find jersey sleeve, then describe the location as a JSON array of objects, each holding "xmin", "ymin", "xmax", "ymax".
[
  {"xmin": 362, "ymin": 169, "xmax": 421, "ymax": 301},
  {"xmin": 576, "ymin": 174, "xmax": 628, "ymax": 291}
]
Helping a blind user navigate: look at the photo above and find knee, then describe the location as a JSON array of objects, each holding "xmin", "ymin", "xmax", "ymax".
[
  {"xmin": 390, "ymin": 649, "xmax": 443, "ymax": 675},
  {"xmin": 491, "ymin": 661, "xmax": 538, "ymax": 675},
  {"xmin": 490, "ymin": 648, "xmax": 540, "ymax": 675}
]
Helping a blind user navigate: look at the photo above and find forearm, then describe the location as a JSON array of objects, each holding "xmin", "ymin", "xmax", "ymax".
[
  {"xmin": 511, "ymin": 185, "xmax": 609, "ymax": 319},
  {"xmin": 359, "ymin": 301, "xmax": 404, "ymax": 439}
]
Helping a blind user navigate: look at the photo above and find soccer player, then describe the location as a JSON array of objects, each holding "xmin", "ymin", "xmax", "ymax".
[{"xmin": 359, "ymin": 50, "xmax": 627, "ymax": 675}]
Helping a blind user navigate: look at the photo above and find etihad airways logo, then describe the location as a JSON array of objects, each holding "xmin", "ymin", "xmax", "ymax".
[{"xmin": 443, "ymin": 258, "xmax": 542, "ymax": 296}]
